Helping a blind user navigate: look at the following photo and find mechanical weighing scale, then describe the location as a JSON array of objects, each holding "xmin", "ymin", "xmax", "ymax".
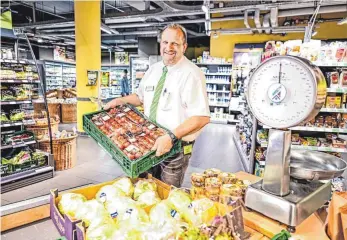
[{"xmin": 244, "ymin": 55, "xmax": 347, "ymax": 232}]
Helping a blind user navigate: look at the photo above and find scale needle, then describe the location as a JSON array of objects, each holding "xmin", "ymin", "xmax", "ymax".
[{"xmin": 278, "ymin": 62, "xmax": 282, "ymax": 84}]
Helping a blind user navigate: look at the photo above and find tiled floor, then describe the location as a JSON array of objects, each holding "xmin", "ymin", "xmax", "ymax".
[{"xmin": 1, "ymin": 123, "xmax": 243, "ymax": 239}]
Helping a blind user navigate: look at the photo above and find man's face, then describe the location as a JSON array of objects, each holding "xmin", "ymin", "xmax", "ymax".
[{"xmin": 160, "ymin": 28, "xmax": 187, "ymax": 66}]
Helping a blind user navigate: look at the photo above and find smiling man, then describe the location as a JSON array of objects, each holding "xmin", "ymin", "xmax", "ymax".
[{"xmin": 105, "ymin": 24, "xmax": 210, "ymax": 187}]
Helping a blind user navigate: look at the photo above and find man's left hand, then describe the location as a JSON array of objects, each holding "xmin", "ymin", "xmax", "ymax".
[{"xmin": 152, "ymin": 134, "xmax": 173, "ymax": 156}]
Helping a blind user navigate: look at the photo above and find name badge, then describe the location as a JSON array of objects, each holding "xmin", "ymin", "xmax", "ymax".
[{"xmin": 145, "ymin": 86, "xmax": 155, "ymax": 92}]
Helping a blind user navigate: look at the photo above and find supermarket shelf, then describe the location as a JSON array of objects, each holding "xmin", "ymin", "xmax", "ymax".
[
  {"xmin": 205, "ymin": 73, "xmax": 231, "ymax": 76},
  {"xmin": 232, "ymin": 132, "xmax": 250, "ymax": 172},
  {"xmin": 196, "ymin": 63, "xmax": 232, "ymax": 66},
  {"xmin": 320, "ymin": 108, "xmax": 347, "ymax": 113},
  {"xmin": 290, "ymin": 126, "xmax": 347, "ymax": 133},
  {"xmin": 327, "ymin": 88, "xmax": 347, "ymax": 93},
  {"xmin": 206, "ymin": 81, "xmax": 231, "ymax": 85},
  {"xmin": 259, "ymin": 142, "xmax": 347, "ymax": 153},
  {"xmin": 0, "ymin": 79, "xmax": 40, "ymax": 84},
  {"xmin": 209, "ymin": 103, "xmax": 229, "ymax": 107},
  {"xmin": 313, "ymin": 62, "xmax": 347, "ymax": 67},
  {"xmin": 1, "ymin": 166, "xmax": 54, "ymax": 193},
  {"xmin": 1, "ymin": 120, "xmax": 35, "ymax": 128},
  {"xmin": 0, "ymin": 59, "xmax": 34, "ymax": 64},
  {"xmin": 263, "ymin": 125, "xmax": 347, "ymax": 133},
  {"xmin": 210, "ymin": 119, "xmax": 228, "ymax": 124},
  {"xmin": 1, "ymin": 140, "xmax": 37, "ymax": 150},
  {"xmin": 207, "ymin": 90, "xmax": 230, "ymax": 93},
  {"xmin": 1, "ymin": 100, "xmax": 31, "ymax": 105}
]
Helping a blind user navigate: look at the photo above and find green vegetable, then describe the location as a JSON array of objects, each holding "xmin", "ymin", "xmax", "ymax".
[
  {"xmin": 10, "ymin": 111, "xmax": 25, "ymax": 121},
  {"xmin": 133, "ymin": 179, "xmax": 157, "ymax": 200},
  {"xmin": 271, "ymin": 230, "xmax": 291, "ymax": 240},
  {"xmin": 2, "ymin": 157, "xmax": 11, "ymax": 164},
  {"xmin": 112, "ymin": 177, "xmax": 134, "ymax": 198},
  {"xmin": 58, "ymin": 193, "xmax": 87, "ymax": 218},
  {"xmin": 32, "ymin": 152, "xmax": 46, "ymax": 165},
  {"xmin": 177, "ymin": 227, "xmax": 208, "ymax": 240},
  {"xmin": 1, "ymin": 113, "xmax": 9, "ymax": 121},
  {"xmin": 10, "ymin": 151, "xmax": 31, "ymax": 165}
]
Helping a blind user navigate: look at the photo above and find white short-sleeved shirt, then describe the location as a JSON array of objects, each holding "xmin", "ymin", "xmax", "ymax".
[{"xmin": 137, "ymin": 56, "xmax": 210, "ymax": 141}]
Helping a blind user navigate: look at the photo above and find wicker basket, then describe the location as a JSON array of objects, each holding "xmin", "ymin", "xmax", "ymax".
[
  {"xmin": 48, "ymin": 103, "xmax": 61, "ymax": 119},
  {"xmin": 33, "ymin": 102, "xmax": 46, "ymax": 115},
  {"xmin": 27, "ymin": 118, "xmax": 60, "ymax": 139},
  {"xmin": 38, "ymin": 135, "xmax": 77, "ymax": 171},
  {"xmin": 61, "ymin": 103, "xmax": 77, "ymax": 123}
]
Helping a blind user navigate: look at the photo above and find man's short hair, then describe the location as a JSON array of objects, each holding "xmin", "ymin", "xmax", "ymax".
[{"xmin": 160, "ymin": 23, "xmax": 187, "ymax": 44}]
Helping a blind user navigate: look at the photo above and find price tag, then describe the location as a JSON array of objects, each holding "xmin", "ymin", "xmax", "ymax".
[
  {"xmin": 123, "ymin": 108, "xmax": 131, "ymax": 113},
  {"xmin": 183, "ymin": 144, "xmax": 193, "ymax": 155},
  {"xmin": 9, "ymin": 101, "xmax": 16, "ymax": 104},
  {"xmin": 7, "ymin": 80, "xmax": 14, "ymax": 83}
]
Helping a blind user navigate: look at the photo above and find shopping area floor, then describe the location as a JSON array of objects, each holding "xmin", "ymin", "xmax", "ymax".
[{"xmin": 1, "ymin": 123, "xmax": 243, "ymax": 239}]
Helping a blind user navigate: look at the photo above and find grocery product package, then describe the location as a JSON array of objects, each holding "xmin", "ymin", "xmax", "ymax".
[{"xmin": 327, "ymin": 192, "xmax": 347, "ymax": 240}]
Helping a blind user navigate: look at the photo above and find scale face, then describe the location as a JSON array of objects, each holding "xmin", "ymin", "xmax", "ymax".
[{"xmin": 247, "ymin": 56, "xmax": 324, "ymax": 129}]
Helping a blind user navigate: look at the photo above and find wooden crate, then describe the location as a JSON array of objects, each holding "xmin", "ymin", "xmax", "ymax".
[{"xmin": 51, "ymin": 175, "xmax": 169, "ymax": 240}]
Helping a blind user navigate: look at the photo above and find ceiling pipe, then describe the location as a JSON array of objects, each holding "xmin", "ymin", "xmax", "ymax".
[
  {"xmin": 244, "ymin": 10, "xmax": 251, "ymax": 29},
  {"xmin": 270, "ymin": 7, "xmax": 279, "ymax": 28},
  {"xmin": 14, "ymin": 1, "xmax": 67, "ymax": 19},
  {"xmin": 263, "ymin": 13, "xmax": 271, "ymax": 34},
  {"xmin": 217, "ymin": 26, "xmax": 306, "ymax": 35},
  {"xmin": 185, "ymin": 29, "xmax": 205, "ymax": 37},
  {"xmin": 278, "ymin": 5, "xmax": 347, "ymax": 17},
  {"xmin": 254, "ymin": 9, "xmax": 262, "ymax": 34}
]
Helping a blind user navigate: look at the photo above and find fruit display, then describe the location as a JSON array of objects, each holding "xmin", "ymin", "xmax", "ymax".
[
  {"xmin": 56, "ymin": 176, "xmax": 246, "ymax": 240},
  {"xmin": 0, "ymin": 85, "xmax": 33, "ymax": 101},
  {"xmin": 90, "ymin": 105, "xmax": 167, "ymax": 161}
]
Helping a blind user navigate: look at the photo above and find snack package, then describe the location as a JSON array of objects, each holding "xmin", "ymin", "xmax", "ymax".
[
  {"xmin": 204, "ymin": 169, "xmax": 222, "ymax": 178},
  {"xmin": 191, "ymin": 186, "xmax": 205, "ymax": 200},
  {"xmin": 218, "ymin": 172, "xmax": 237, "ymax": 184},
  {"xmin": 326, "ymin": 96, "xmax": 341, "ymax": 108},
  {"xmin": 340, "ymin": 71, "xmax": 347, "ymax": 87},
  {"xmin": 191, "ymin": 173, "xmax": 206, "ymax": 187}
]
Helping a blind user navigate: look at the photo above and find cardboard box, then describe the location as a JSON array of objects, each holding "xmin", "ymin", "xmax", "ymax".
[{"xmin": 50, "ymin": 175, "xmax": 170, "ymax": 240}]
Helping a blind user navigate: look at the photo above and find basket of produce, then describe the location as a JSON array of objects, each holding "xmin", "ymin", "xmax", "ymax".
[
  {"xmin": 27, "ymin": 116, "xmax": 60, "ymax": 139},
  {"xmin": 61, "ymin": 99, "xmax": 77, "ymax": 123},
  {"xmin": 2, "ymin": 130, "xmax": 35, "ymax": 146},
  {"xmin": 1, "ymin": 147, "xmax": 49, "ymax": 176},
  {"xmin": 37, "ymin": 130, "xmax": 77, "ymax": 171},
  {"xmin": 83, "ymin": 104, "xmax": 181, "ymax": 178}
]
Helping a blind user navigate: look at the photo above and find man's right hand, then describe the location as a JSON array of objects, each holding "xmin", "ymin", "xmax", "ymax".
[{"xmin": 104, "ymin": 98, "xmax": 121, "ymax": 110}]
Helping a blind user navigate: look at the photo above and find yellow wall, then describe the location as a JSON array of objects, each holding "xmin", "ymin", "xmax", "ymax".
[
  {"xmin": 210, "ymin": 20, "xmax": 347, "ymax": 59},
  {"xmin": 75, "ymin": 0, "xmax": 101, "ymax": 131},
  {"xmin": 185, "ymin": 46, "xmax": 209, "ymax": 60}
]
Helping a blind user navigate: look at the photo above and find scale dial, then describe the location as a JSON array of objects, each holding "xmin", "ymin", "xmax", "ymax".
[{"xmin": 247, "ymin": 56, "xmax": 326, "ymax": 129}]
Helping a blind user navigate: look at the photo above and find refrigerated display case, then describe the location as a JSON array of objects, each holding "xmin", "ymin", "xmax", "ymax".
[
  {"xmin": 44, "ymin": 60, "xmax": 76, "ymax": 91},
  {"xmin": 130, "ymin": 56, "xmax": 149, "ymax": 94},
  {"xmin": 101, "ymin": 64, "xmax": 130, "ymax": 99}
]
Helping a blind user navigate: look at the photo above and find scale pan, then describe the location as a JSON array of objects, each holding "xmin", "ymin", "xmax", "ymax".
[{"xmin": 290, "ymin": 150, "xmax": 347, "ymax": 181}]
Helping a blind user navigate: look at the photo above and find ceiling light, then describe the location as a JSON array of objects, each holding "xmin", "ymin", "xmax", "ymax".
[
  {"xmin": 201, "ymin": 5, "xmax": 208, "ymax": 13},
  {"xmin": 212, "ymin": 31, "xmax": 219, "ymax": 39},
  {"xmin": 37, "ymin": 38, "xmax": 43, "ymax": 43},
  {"xmin": 338, "ymin": 17, "xmax": 347, "ymax": 25},
  {"xmin": 101, "ymin": 45, "xmax": 109, "ymax": 49}
]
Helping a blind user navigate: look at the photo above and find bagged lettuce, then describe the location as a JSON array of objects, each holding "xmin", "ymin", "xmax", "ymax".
[
  {"xmin": 141, "ymin": 221, "xmax": 184, "ymax": 240},
  {"xmin": 58, "ymin": 193, "xmax": 87, "ymax": 218},
  {"xmin": 133, "ymin": 179, "xmax": 157, "ymax": 200},
  {"xmin": 75, "ymin": 199, "xmax": 109, "ymax": 227},
  {"xmin": 117, "ymin": 206, "xmax": 150, "ymax": 226},
  {"xmin": 95, "ymin": 185, "xmax": 126, "ymax": 203},
  {"xmin": 111, "ymin": 225, "xmax": 144, "ymax": 240},
  {"xmin": 167, "ymin": 189, "xmax": 192, "ymax": 212},
  {"xmin": 105, "ymin": 196, "xmax": 137, "ymax": 223},
  {"xmin": 86, "ymin": 216, "xmax": 117, "ymax": 240},
  {"xmin": 113, "ymin": 177, "xmax": 134, "ymax": 197},
  {"xmin": 149, "ymin": 200, "xmax": 182, "ymax": 226},
  {"xmin": 137, "ymin": 190, "xmax": 161, "ymax": 209}
]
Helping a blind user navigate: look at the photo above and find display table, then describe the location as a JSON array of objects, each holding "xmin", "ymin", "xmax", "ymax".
[
  {"xmin": 235, "ymin": 171, "xmax": 329, "ymax": 240},
  {"xmin": 1, "ymin": 171, "xmax": 329, "ymax": 239}
]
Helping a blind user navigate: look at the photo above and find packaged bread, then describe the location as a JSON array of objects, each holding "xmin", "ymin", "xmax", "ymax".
[
  {"xmin": 191, "ymin": 173, "xmax": 206, "ymax": 187},
  {"xmin": 191, "ymin": 186, "xmax": 205, "ymax": 199},
  {"xmin": 205, "ymin": 192, "xmax": 219, "ymax": 202},
  {"xmin": 205, "ymin": 177, "xmax": 222, "ymax": 188},
  {"xmin": 205, "ymin": 186, "xmax": 220, "ymax": 195},
  {"xmin": 218, "ymin": 172, "xmax": 237, "ymax": 184},
  {"xmin": 204, "ymin": 168, "xmax": 221, "ymax": 178}
]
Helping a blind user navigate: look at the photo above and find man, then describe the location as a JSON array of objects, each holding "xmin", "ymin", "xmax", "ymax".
[
  {"xmin": 120, "ymin": 69, "xmax": 130, "ymax": 97},
  {"xmin": 105, "ymin": 23, "xmax": 210, "ymax": 187}
]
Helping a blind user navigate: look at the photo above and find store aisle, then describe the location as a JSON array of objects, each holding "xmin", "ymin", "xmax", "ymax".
[{"xmin": 1, "ymin": 123, "xmax": 243, "ymax": 239}]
